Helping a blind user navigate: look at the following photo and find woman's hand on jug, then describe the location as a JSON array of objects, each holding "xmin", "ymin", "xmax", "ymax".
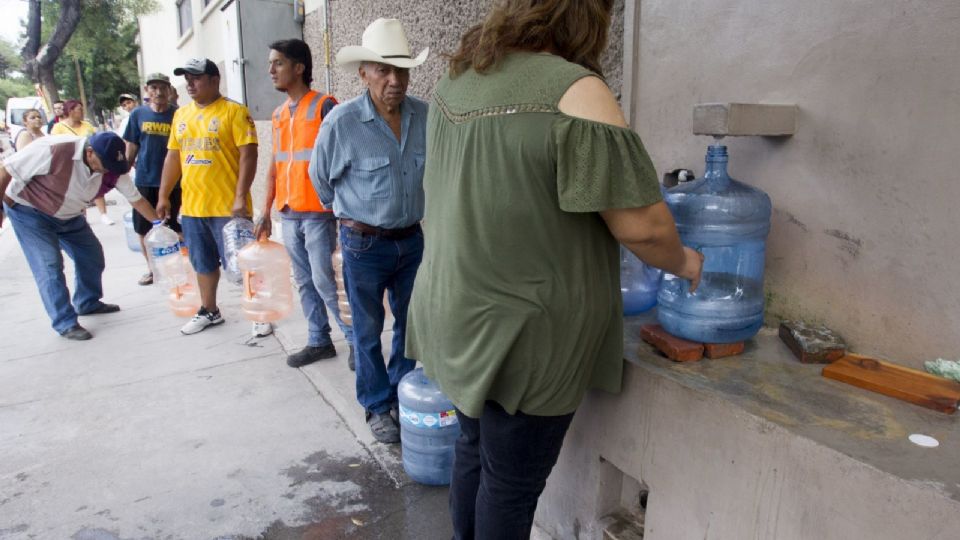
[{"xmin": 679, "ymin": 247, "xmax": 704, "ymax": 293}]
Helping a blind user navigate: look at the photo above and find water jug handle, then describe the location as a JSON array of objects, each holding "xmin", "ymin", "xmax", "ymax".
[{"xmin": 245, "ymin": 270, "xmax": 256, "ymax": 299}]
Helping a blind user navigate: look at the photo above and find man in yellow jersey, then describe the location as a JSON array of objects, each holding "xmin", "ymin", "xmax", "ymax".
[
  {"xmin": 254, "ymin": 39, "xmax": 354, "ymax": 368},
  {"xmin": 156, "ymin": 58, "xmax": 259, "ymax": 335}
]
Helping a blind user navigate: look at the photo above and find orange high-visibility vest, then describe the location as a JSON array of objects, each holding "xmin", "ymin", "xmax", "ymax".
[{"xmin": 272, "ymin": 90, "xmax": 337, "ymax": 213}]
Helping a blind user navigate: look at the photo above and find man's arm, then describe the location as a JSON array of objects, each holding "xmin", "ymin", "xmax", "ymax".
[
  {"xmin": 232, "ymin": 144, "xmax": 258, "ymax": 218},
  {"xmin": 130, "ymin": 197, "xmax": 159, "ymax": 223},
  {"xmin": 156, "ymin": 150, "xmax": 181, "ymax": 221},
  {"xmin": 125, "ymin": 141, "xmax": 139, "ymax": 169},
  {"xmin": 308, "ymin": 122, "xmax": 337, "ymax": 207},
  {"xmin": 253, "ymin": 155, "xmax": 277, "ymax": 239}
]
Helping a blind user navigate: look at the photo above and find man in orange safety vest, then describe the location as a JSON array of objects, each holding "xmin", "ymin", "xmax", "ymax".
[{"xmin": 254, "ymin": 39, "xmax": 354, "ymax": 368}]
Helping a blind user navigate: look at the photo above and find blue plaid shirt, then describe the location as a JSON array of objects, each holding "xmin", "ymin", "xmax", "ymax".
[{"xmin": 308, "ymin": 90, "xmax": 427, "ymax": 229}]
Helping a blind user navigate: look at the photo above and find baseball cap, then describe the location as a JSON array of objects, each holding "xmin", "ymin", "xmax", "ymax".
[
  {"xmin": 89, "ymin": 132, "xmax": 130, "ymax": 175},
  {"xmin": 173, "ymin": 58, "xmax": 220, "ymax": 77},
  {"xmin": 118, "ymin": 93, "xmax": 138, "ymax": 104},
  {"xmin": 145, "ymin": 72, "xmax": 171, "ymax": 85}
]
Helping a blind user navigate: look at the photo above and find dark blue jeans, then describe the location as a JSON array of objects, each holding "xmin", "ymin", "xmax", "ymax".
[
  {"xmin": 339, "ymin": 224, "xmax": 422, "ymax": 414},
  {"xmin": 4, "ymin": 201, "xmax": 108, "ymax": 334},
  {"xmin": 450, "ymin": 401, "xmax": 575, "ymax": 540}
]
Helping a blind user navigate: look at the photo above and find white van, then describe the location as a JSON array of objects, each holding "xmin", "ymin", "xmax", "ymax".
[{"xmin": 5, "ymin": 96, "xmax": 49, "ymax": 147}]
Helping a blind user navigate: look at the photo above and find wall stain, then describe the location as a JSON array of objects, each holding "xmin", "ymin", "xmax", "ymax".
[{"xmin": 824, "ymin": 229, "xmax": 863, "ymax": 257}]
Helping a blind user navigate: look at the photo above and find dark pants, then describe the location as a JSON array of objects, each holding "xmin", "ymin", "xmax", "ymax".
[
  {"xmin": 339, "ymin": 224, "xmax": 423, "ymax": 414},
  {"xmin": 450, "ymin": 401, "xmax": 575, "ymax": 540}
]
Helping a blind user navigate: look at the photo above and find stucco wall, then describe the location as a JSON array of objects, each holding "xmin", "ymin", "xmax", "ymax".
[
  {"xmin": 631, "ymin": 0, "xmax": 960, "ymax": 366},
  {"xmin": 304, "ymin": 0, "xmax": 624, "ymax": 103}
]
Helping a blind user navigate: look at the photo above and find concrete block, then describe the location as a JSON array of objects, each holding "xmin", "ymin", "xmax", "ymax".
[
  {"xmin": 640, "ymin": 324, "xmax": 703, "ymax": 362},
  {"xmin": 693, "ymin": 103, "xmax": 798, "ymax": 137},
  {"xmin": 779, "ymin": 320, "xmax": 846, "ymax": 363},
  {"xmin": 704, "ymin": 341, "xmax": 746, "ymax": 359}
]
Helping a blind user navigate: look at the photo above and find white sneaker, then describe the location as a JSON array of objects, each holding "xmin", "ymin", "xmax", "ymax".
[
  {"xmin": 252, "ymin": 321, "xmax": 273, "ymax": 338},
  {"xmin": 100, "ymin": 214, "xmax": 115, "ymax": 226},
  {"xmin": 181, "ymin": 308, "xmax": 224, "ymax": 335}
]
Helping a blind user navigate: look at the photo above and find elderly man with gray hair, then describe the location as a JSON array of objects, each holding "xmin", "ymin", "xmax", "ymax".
[{"xmin": 308, "ymin": 18, "xmax": 428, "ymax": 444}]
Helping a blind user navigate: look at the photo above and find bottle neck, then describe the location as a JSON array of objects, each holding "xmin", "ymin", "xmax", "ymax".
[{"xmin": 704, "ymin": 144, "xmax": 731, "ymax": 191}]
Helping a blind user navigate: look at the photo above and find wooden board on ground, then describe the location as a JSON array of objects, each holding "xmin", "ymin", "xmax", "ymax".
[{"xmin": 822, "ymin": 354, "xmax": 960, "ymax": 414}]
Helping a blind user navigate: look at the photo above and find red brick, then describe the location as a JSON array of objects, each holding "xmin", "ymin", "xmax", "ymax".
[
  {"xmin": 704, "ymin": 341, "xmax": 745, "ymax": 359},
  {"xmin": 640, "ymin": 324, "xmax": 704, "ymax": 362}
]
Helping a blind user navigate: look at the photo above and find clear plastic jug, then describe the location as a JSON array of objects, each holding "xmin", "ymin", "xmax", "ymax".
[
  {"xmin": 145, "ymin": 222, "xmax": 200, "ymax": 317},
  {"xmin": 657, "ymin": 144, "xmax": 771, "ymax": 343},
  {"xmin": 222, "ymin": 217, "xmax": 256, "ymax": 285},
  {"xmin": 237, "ymin": 238, "xmax": 293, "ymax": 322},
  {"xmin": 621, "ymin": 246, "xmax": 662, "ymax": 315},
  {"xmin": 332, "ymin": 247, "xmax": 352, "ymax": 326}
]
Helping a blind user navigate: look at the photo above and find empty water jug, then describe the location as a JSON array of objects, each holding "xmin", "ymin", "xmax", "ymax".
[
  {"xmin": 145, "ymin": 222, "xmax": 200, "ymax": 317},
  {"xmin": 621, "ymin": 246, "xmax": 662, "ymax": 315},
  {"xmin": 398, "ymin": 368, "xmax": 459, "ymax": 485},
  {"xmin": 657, "ymin": 144, "xmax": 771, "ymax": 343},
  {"xmin": 237, "ymin": 238, "xmax": 293, "ymax": 322},
  {"xmin": 223, "ymin": 217, "xmax": 256, "ymax": 285}
]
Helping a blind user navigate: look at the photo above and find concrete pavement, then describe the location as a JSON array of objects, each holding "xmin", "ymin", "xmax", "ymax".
[{"xmin": 0, "ymin": 195, "xmax": 452, "ymax": 539}]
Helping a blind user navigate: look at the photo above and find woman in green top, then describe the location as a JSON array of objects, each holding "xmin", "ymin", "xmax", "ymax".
[{"xmin": 406, "ymin": 0, "xmax": 703, "ymax": 537}]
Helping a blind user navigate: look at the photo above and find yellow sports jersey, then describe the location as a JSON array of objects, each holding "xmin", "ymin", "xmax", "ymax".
[
  {"xmin": 50, "ymin": 121, "xmax": 97, "ymax": 136},
  {"xmin": 167, "ymin": 97, "xmax": 258, "ymax": 217}
]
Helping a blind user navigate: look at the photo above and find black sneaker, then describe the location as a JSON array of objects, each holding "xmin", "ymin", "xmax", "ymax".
[
  {"xmin": 286, "ymin": 344, "xmax": 337, "ymax": 368},
  {"xmin": 366, "ymin": 411, "xmax": 400, "ymax": 444},
  {"xmin": 79, "ymin": 303, "xmax": 120, "ymax": 315},
  {"xmin": 61, "ymin": 325, "xmax": 92, "ymax": 340},
  {"xmin": 347, "ymin": 345, "xmax": 356, "ymax": 372},
  {"xmin": 180, "ymin": 308, "xmax": 224, "ymax": 335}
]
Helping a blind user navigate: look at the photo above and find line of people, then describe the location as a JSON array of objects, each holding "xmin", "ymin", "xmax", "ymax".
[{"xmin": 1, "ymin": 3, "xmax": 705, "ymax": 538}]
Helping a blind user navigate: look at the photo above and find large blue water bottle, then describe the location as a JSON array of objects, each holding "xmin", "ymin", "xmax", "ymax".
[
  {"xmin": 398, "ymin": 368, "xmax": 459, "ymax": 485},
  {"xmin": 657, "ymin": 143, "xmax": 771, "ymax": 343},
  {"xmin": 621, "ymin": 246, "xmax": 662, "ymax": 315}
]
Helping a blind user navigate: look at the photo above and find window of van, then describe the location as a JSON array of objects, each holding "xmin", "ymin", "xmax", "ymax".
[{"xmin": 9, "ymin": 108, "xmax": 48, "ymax": 126}]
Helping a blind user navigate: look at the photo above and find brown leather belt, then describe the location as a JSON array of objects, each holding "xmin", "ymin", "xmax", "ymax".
[{"xmin": 340, "ymin": 219, "xmax": 420, "ymax": 239}]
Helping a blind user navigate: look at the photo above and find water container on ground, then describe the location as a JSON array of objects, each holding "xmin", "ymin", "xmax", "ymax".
[
  {"xmin": 621, "ymin": 246, "xmax": 662, "ymax": 315},
  {"xmin": 122, "ymin": 211, "xmax": 141, "ymax": 252},
  {"xmin": 657, "ymin": 144, "xmax": 771, "ymax": 343},
  {"xmin": 222, "ymin": 217, "xmax": 256, "ymax": 285},
  {"xmin": 398, "ymin": 368, "xmax": 459, "ymax": 485},
  {"xmin": 237, "ymin": 238, "xmax": 294, "ymax": 322}
]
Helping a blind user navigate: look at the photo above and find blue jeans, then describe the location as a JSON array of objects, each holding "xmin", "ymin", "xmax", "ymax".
[
  {"xmin": 281, "ymin": 215, "xmax": 353, "ymax": 347},
  {"xmin": 450, "ymin": 401, "xmax": 575, "ymax": 540},
  {"xmin": 340, "ymin": 224, "xmax": 423, "ymax": 414},
  {"xmin": 4, "ymin": 202, "xmax": 109, "ymax": 334}
]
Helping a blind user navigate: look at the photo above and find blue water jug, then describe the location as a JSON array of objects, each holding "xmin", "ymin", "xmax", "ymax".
[
  {"xmin": 621, "ymin": 246, "xmax": 661, "ymax": 315},
  {"xmin": 398, "ymin": 368, "xmax": 460, "ymax": 485},
  {"xmin": 657, "ymin": 144, "xmax": 771, "ymax": 343}
]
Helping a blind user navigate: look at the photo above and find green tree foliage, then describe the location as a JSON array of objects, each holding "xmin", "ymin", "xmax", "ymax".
[
  {"xmin": 0, "ymin": 37, "xmax": 35, "ymax": 108},
  {"xmin": 35, "ymin": 0, "xmax": 156, "ymax": 123}
]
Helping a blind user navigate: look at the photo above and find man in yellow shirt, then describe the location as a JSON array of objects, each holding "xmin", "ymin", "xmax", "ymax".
[{"xmin": 157, "ymin": 58, "xmax": 259, "ymax": 335}]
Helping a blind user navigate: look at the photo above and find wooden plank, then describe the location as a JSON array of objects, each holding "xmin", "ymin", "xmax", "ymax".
[{"xmin": 822, "ymin": 354, "xmax": 960, "ymax": 414}]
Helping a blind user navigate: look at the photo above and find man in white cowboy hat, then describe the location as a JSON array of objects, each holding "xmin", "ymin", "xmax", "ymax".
[{"xmin": 308, "ymin": 18, "xmax": 429, "ymax": 444}]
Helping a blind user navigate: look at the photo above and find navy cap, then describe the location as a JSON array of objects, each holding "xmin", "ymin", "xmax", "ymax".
[{"xmin": 89, "ymin": 132, "xmax": 130, "ymax": 175}]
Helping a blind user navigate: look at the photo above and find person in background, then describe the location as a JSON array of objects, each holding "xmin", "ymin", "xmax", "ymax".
[
  {"xmin": 123, "ymin": 73, "xmax": 180, "ymax": 286},
  {"xmin": 0, "ymin": 132, "xmax": 160, "ymax": 340},
  {"xmin": 51, "ymin": 100, "xmax": 114, "ymax": 225},
  {"xmin": 116, "ymin": 93, "xmax": 139, "ymax": 137},
  {"xmin": 157, "ymin": 58, "xmax": 259, "ymax": 336},
  {"xmin": 309, "ymin": 18, "xmax": 429, "ymax": 444},
  {"xmin": 254, "ymin": 39, "xmax": 352, "ymax": 364},
  {"xmin": 14, "ymin": 109, "xmax": 45, "ymax": 151},
  {"xmin": 46, "ymin": 100, "xmax": 64, "ymax": 132},
  {"xmin": 404, "ymin": 1, "xmax": 704, "ymax": 537}
]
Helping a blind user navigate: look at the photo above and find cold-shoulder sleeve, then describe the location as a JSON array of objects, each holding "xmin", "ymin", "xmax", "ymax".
[{"xmin": 553, "ymin": 115, "xmax": 662, "ymax": 212}]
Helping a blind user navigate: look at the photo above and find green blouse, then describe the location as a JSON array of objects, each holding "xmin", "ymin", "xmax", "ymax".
[{"xmin": 406, "ymin": 52, "xmax": 662, "ymax": 418}]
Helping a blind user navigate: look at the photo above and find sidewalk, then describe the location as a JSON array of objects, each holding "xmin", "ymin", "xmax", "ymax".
[{"xmin": 0, "ymin": 196, "xmax": 451, "ymax": 539}]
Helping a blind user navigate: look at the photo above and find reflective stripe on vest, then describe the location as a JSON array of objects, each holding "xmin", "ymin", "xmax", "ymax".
[{"xmin": 273, "ymin": 91, "xmax": 337, "ymax": 213}]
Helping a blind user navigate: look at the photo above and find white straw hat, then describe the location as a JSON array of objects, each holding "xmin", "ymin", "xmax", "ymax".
[{"xmin": 336, "ymin": 18, "xmax": 429, "ymax": 70}]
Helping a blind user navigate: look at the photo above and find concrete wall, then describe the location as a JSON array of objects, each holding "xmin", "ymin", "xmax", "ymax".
[
  {"xmin": 630, "ymin": 0, "xmax": 960, "ymax": 367},
  {"xmin": 305, "ymin": 0, "xmax": 625, "ymax": 104}
]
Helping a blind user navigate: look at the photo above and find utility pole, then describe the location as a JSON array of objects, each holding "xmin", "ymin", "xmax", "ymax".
[{"xmin": 73, "ymin": 55, "xmax": 89, "ymax": 121}]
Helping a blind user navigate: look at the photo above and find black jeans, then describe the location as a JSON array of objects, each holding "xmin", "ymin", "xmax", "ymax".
[{"xmin": 450, "ymin": 401, "xmax": 575, "ymax": 540}]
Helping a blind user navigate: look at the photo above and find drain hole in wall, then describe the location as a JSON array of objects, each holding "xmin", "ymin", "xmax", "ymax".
[{"xmin": 597, "ymin": 457, "xmax": 647, "ymax": 539}]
